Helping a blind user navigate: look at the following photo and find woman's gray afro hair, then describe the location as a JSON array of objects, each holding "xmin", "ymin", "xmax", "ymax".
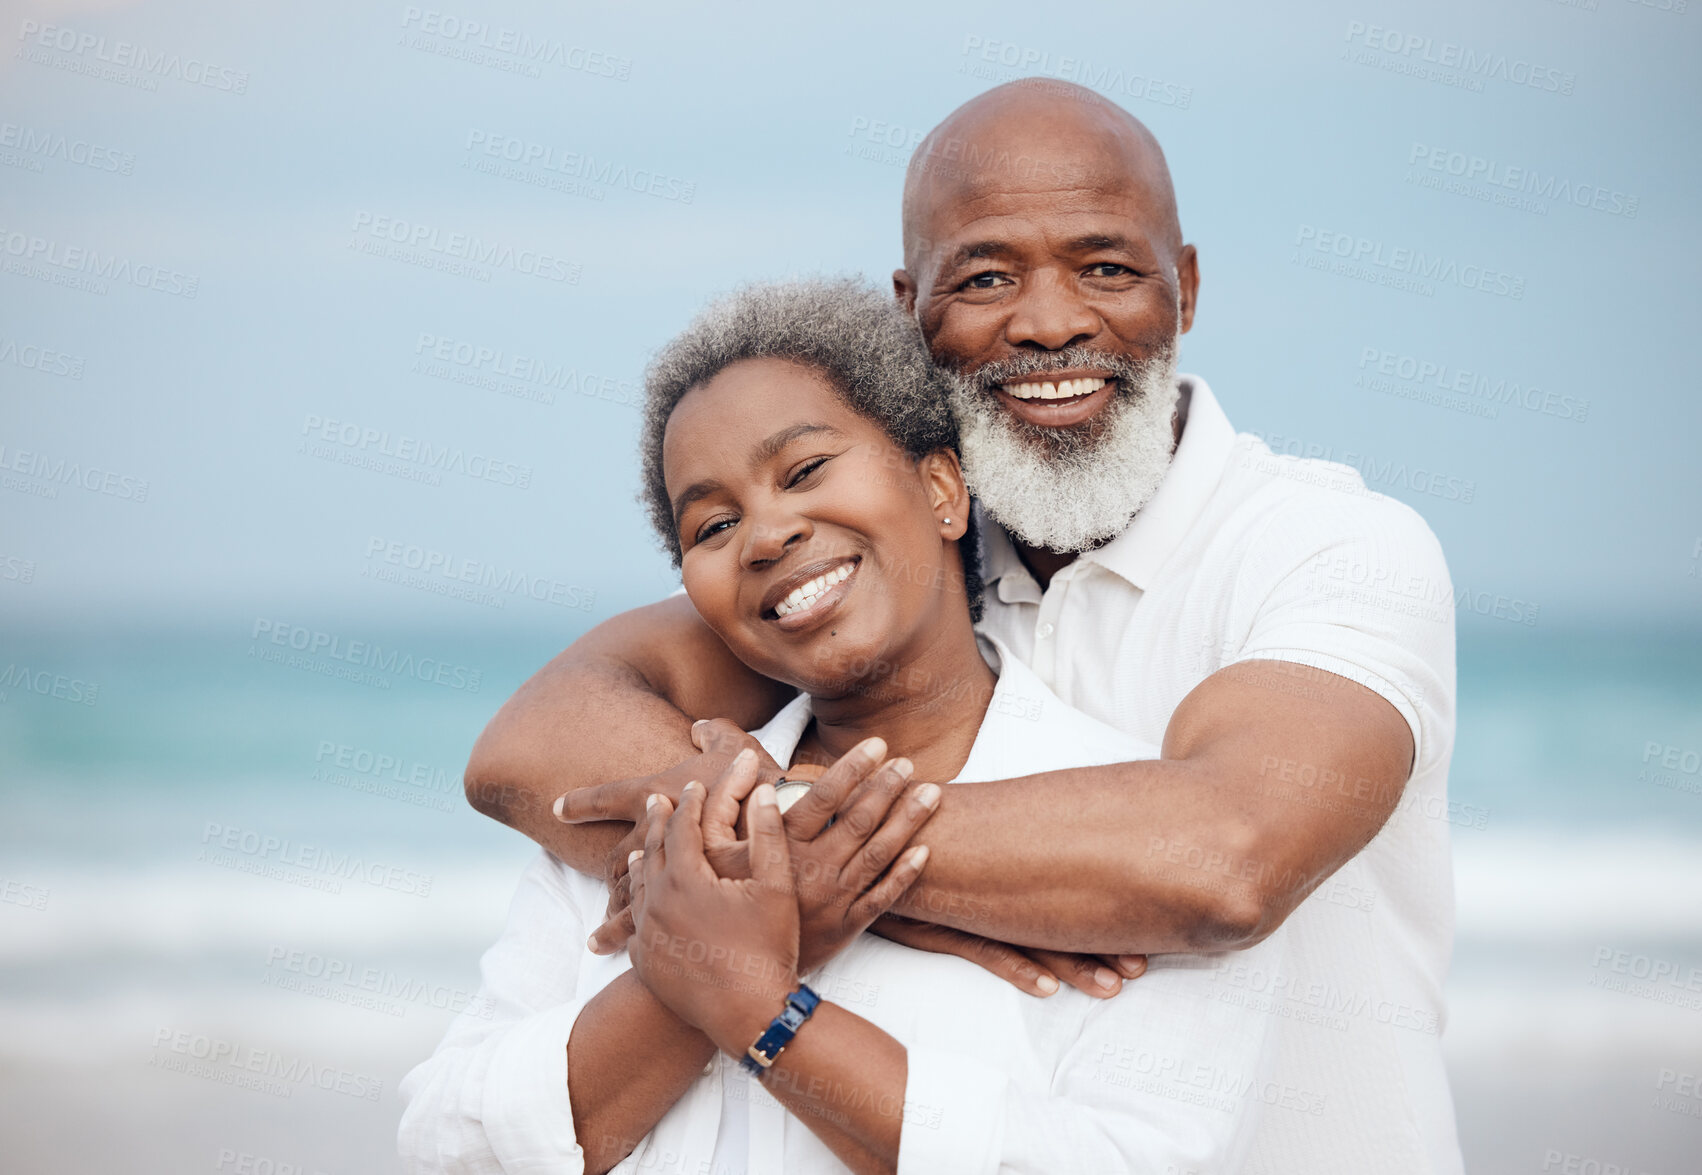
[{"xmin": 637, "ymin": 277, "xmax": 982, "ymax": 619}]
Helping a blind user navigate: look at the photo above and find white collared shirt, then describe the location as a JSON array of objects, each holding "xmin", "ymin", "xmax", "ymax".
[
  {"xmin": 975, "ymin": 375, "xmax": 1464, "ymax": 1174},
  {"xmin": 398, "ymin": 634, "xmax": 1301, "ymax": 1175}
]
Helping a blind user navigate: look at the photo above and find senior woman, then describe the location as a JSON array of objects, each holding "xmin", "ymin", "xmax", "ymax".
[{"xmin": 399, "ymin": 280, "xmax": 1291, "ymax": 1175}]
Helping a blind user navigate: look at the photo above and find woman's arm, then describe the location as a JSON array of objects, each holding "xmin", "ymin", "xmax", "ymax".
[
  {"xmin": 627, "ymin": 766, "xmax": 930, "ymax": 1173},
  {"xmin": 565, "ymin": 971, "xmax": 716, "ymax": 1175}
]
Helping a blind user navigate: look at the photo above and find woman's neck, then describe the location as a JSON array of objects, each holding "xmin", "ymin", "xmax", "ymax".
[{"xmin": 791, "ymin": 617, "xmax": 998, "ymax": 784}]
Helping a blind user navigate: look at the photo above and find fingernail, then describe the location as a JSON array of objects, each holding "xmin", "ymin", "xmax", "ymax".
[
  {"xmin": 683, "ymin": 779, "xmax": 704, "ymax": 795},
  {"xmin": 913, "ymin": 782, "xmax": 940, "ymax": 809},
  {"xmin": 552, "ymin": 795, "xmax": 567, "ymax": 821},
  {"xmin": 628, "ymin": 849, "xmax": 643, "ymax": 867},
  {"xmin": 753, "ymin": 782, "xmax": 777, "ymax": 807},
  {"xmin": 890, "ymin": 758, "xmax": 914, "ymax": 781},
  {"xmin": 859, "ymin": 737, "xmax": 887, "ymax": 760},
  {"xmin": 1095, "ymin": 966, "xmax": 1120, "ymax": 991},
  {"xmin": 646, "ymin": 793, "xmax": 663, "ymax": 812},
  {"xmin": 908, "ymin": 844, "xmax": 930, "ymax": 868},
  {"xmin": 734, "ymin": 748, "xmax": 755, "ymax": 766},
  {"xmin": 1118, "ymin": 955, "xmax": 1147, "ymax": 978},
  {"xmin": 1036, "ymin": 974, "xmax": 1060, "ymax": 996},
  {"xmin": 586, "ymin": 934, "xmax": 602, "ymax": 953},
  {"xmin": 692, "ymin": 719, "xmax": 708, "ymax": 730}
]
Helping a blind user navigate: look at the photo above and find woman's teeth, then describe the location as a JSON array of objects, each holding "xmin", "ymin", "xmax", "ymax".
[
  {"xmin": 1002, "ymin": 376, "xmax": 1107, "ymax": 401},
  {"xmin": 773, "ymin": 563, "xmax": 853, "ymax": 618}
]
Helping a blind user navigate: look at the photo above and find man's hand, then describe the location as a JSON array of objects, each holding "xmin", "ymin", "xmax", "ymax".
[
  {"xmin": 868, "ymin": 917, "xmax": 1145, "ymax": 999},
  {"xmin": 556, "ymin": 718, "xmax": 784, "ymax": 892}
]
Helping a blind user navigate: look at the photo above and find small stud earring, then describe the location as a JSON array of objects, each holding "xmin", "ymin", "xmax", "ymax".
[{"xmin": 942, "ymin": 517, "xmax": 952, "ymax": 526}]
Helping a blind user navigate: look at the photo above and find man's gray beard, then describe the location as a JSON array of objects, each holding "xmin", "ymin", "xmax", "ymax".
[{"xmin": 946, "ymin": 340, "xmax": 1181, "ymax": 554}]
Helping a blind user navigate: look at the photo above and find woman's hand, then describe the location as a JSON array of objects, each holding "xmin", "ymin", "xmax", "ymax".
[
  {"xmin": 701, "ymin": 740, "xmax": 938, "ymax": 974},
  {"xmin": 626, "ymin": 754, "xmax": 804, "ymax": 1055}
]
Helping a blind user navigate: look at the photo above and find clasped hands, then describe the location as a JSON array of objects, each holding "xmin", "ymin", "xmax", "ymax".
[
  {"xmin": 556, "ymin": 719, "xmax": 1146, "ymax": 999},
  {"xmin": 618, "ymin": 745, "xmax": 933, "ymax": 1053}
]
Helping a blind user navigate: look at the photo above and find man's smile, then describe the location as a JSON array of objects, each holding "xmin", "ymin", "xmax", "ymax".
[{"xmin": 992, "ymin": 372, "xmax": 1118, "ymax": 429}]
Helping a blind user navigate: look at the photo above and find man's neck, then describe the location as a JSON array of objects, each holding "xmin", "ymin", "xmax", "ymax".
[
  {"xmin": 1010, "ymin": 382, "xmax": 1192, "ymax": 592},
  {"xmin": 795, "ymin": 618, "xmax": 997, "ymax": 783}
]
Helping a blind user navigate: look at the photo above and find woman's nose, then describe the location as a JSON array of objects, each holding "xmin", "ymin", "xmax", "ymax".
[{"xmin": 740, "ymin": 512, "xmax": 812, "ymax": 569}]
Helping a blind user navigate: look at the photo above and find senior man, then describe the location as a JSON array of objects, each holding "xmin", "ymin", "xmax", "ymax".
[{"xmin": 466, "ymin": 80, "xmax": 1463, "ymax": 1173}]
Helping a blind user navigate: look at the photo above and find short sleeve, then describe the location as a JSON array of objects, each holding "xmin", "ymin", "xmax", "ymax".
[{"xmin": 1227, "ymin": 487, "xmax": 1455, "ymax": 778}]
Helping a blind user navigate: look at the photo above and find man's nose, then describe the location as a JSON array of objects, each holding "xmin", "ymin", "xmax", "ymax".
[
  {"xmin": 740, "ymin": 511, "xmax": 812, "ymax": 569},
  {"xmin": 1004, "ymin": 271, "xmax": 1100, "ymax": 351}
]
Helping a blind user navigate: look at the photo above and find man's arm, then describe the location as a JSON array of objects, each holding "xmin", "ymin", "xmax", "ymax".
[
  {"xmin": 487, "ymin": 604, "xmax": 1410, "ymax": 959},
  {"xmin": 882, "ymin": 658, "xmax": 1413, "ymax": 954},
  {"xmin": 464, "ymin": 594, "xmax": 795, "ymax": 879}
]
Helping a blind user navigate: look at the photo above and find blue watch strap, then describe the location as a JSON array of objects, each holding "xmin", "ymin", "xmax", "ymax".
[{"xmin": 740, "ymin": 984, "xmax": 820, "ymax": 1075}]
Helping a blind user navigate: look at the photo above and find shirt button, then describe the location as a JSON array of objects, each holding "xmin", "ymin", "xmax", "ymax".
[{"xmin": 1037, "ymin": 622, "xmax": 1055, "ymax": 639}]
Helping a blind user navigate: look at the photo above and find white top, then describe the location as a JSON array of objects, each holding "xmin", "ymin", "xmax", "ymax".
[
  {"xmin": 398, "ymin": 634, "xmax": 1300, "ymax": 1174},
  {"xmin": 975, "ymin": 375, "xmax": 1464, "ymax": 1174}
]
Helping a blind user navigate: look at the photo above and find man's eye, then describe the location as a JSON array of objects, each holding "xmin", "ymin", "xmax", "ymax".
[
  {"xmin": 1088, "ymin": 263, "xmax": 1130, "ymax": 277},
  {"xmin": 786, "ymin": 457, "xmax": 829, "ymax": 488},
  {"xmin": 695, "ymin": 517, "xmax": 736, "ymax": 543},
  {"xmin": 962, "ymin": 271, "xmax": 1007, "ymax": 290}
]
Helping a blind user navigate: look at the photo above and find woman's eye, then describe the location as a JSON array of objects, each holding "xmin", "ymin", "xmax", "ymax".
[
  {"xmin": 695, "ymin": 517, "xmax": 736, "ymax": 543},
  {"xmin": 786, "ymin": 457, "xmax": 829, "ymax": 488}
]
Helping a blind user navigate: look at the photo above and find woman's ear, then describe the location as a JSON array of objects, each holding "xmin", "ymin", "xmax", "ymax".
[{"xmin": 918, "ymin": 450, "xmax": 971, "ymax": 541}]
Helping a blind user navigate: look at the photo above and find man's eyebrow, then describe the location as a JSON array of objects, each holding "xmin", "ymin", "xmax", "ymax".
[
  {"xmin": 670, "ymin": 422, "xmax": 844, "ymax": 526},
  {"xmin": 1065, "ymin": 232, "xmax": 1144, "ymax": 255},
  {"xmin": 940, "ymin": 239, "xmax": 1021, "ymax": 272}
]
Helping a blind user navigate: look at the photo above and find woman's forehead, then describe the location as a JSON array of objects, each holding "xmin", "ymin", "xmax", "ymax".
[{"xmin": 663, "ymin": 359, "xmax": 877, "ymax": 468}]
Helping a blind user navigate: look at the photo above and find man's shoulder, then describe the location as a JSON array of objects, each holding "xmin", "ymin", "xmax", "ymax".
[{"xmin": 1203, "ymin": 433, "xmax": 1449, "ymax": 576}]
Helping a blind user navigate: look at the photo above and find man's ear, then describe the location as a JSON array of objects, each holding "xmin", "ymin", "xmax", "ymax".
[
  {"xmin": 892, "ymin": 269, "xmax": 919, "ymax": 316},
  {"xmin": 1176, "ymin": 244, "xmax": 1200, "ymax": 334},
  {"xmin": 919, "ymin": 449, "xmax": 971, "ymax": 540}
]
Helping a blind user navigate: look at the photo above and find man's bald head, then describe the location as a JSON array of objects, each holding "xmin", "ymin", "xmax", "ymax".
[{"xmin": 901, "ymin": 80, "xmax": 1181, "ymax": 277}]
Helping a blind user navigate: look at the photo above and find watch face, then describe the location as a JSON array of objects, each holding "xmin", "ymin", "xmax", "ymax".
[{"xmin": 773, "ymin": 778, "xmax": 812, "ymax": 814}]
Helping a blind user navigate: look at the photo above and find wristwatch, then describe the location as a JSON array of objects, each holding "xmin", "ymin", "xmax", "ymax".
[{"xmin": 772, "ymin": 775, "xmax": 813, "ymax": 814}]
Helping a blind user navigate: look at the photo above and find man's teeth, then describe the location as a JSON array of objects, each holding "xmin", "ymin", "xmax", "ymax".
[
  {"xmin": 773, "ymin": 563, "xmax": 854, "ymax": 617},
  {"xmin": 1001, "ymin": 376, "xmax": 1107, "ymax": 401}
]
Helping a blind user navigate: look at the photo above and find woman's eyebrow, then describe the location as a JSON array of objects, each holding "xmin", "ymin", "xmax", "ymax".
[
  {"xmin": 670, "ymin": 422, "xmax": 844, "ymax": 526},
  {"xmin": 753, "ymin": 421, "xmax": 843, "ymax": 464}
]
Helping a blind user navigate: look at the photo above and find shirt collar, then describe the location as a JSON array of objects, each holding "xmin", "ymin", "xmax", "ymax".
[
  {"xmin": 749, "ymin": 633, "xmax": 1034, "ymax": 783},
  {"xmin": 979, "ymin": 373, "xmax": 1236, "ymax": 596}
]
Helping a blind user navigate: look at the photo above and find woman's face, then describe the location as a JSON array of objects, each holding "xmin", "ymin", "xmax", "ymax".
[{"xmin": 664, "ymin": 357, "xmax": 970, "ymax": 697}]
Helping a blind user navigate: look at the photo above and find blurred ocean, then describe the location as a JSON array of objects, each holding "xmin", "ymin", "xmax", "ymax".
[{"xmin": 2, "ymin": 620, "xmax": 1701, "ymax": 1172}]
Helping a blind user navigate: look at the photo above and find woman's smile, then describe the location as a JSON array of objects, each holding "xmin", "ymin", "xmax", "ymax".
[{"xmin": 762, "ymin": 555, "xmax": 861, "ymax": 630}]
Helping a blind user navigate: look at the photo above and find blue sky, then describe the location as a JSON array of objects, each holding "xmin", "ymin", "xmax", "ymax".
[{"xmin": 3, "ymin": 0, "xmax": 1699, "ymax": 631}]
